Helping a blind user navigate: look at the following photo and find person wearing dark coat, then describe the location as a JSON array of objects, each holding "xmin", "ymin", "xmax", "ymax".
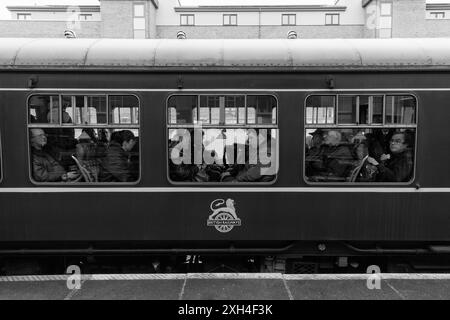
[
  {"xmin": 30, "ymin": 128, "xmax": 78, "ymax": 182},
  {"xmin": 367, "ymin": 131, "xmax": 414, "ymax": 182},
  {"xmin": 100, "ymin": 130, "xmax": 137, "ymax": 182}
]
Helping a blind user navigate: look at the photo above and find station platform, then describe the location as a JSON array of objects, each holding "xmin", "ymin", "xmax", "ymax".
[{"xmin": 1, "ymin": 273, "xmax": 450, "ymax": 300}]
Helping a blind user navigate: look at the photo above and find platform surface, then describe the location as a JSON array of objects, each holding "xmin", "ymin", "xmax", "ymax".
[{"xmin": 1, "ymin": 273, "xmax": 450, "ymax": 300}]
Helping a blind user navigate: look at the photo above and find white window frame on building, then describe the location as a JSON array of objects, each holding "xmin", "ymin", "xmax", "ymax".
[
  {"xmin": 180, "ymin": 14, "xmax": 195, "ymax": 26},
  {"xmin": 430, "ymin": 12, "xmax": 446, "ymax": 19},
  {"xmin": 78, "ymin": 13, "xmax": 93, "ymax": 21},
  {"xmin": 378, "ymin": 1, "xmax": 392, "ymax": 38},
  {"xmin": 223, "ymin": 14, "xmax": 237, "ymax": 26},
  {"xmin": 281, "ymin": 14, "xmax": 296, "ymax": 26},
  {"xmin": 325, "ymin": 13, "xmax": 340, "ymax": 25},
  {"xmin": 16, "ymin": 13, "xmax": 31, "ymax": 20},
  {"xmin": 133, "ymin": 3, "xmax": 146, "ymax": 39}
]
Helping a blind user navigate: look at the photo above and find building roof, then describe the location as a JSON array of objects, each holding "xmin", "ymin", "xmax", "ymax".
[
  {"xmin": 426, "ymin": 3, "xmax": 450, "ymax": 10},
  {"xmin": 175, "ymin": 5, "xmax": 346, "ymax": 12},
  {"xmin": 7, "ymin": 5, "xmax": 100, "ymax": 13},
  {"xmin": 363, "ymin": 0, "xmax": 450, "ymax": 9},
  {"xmin": 0, "ymin": 38, "xmax": 449, "ymax": 71}
]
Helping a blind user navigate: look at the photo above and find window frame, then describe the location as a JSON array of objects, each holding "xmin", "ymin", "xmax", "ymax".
[
  {"xmin": 17, "ymin": 13, "xmax": 31, "ymax": 20},
  {"xmin": 27, "ymin": 92, "xmax": 142, "ymax": 186},
  {"xmin": 166, "ymin": 93, "xmax": 279, "ymax": 185},
  {"xmin": 223, "ymin": 14, "xmax": 238, "ymax": 26},
  {"xmin": 281, "ymin": 14, "xmax": 296, "ymax": 26},
  {"xmin": 180, "ymin": 14, "xmax": 195, "ymax": 26},
  {"xmin": 430, "ymin": 12, "xmax": 445, "ymax": 19},
  {"xmin": 78, "ymin": 13, "xmax": 93, "ymax": 21},
  {"xmin": 303, "ymin": 92, "xmax": 418, "ymax": 186},
  {"xmin": 325, "ymin": 13, "xmax": 340, "ymax": 25},
  {"xmin": 133, "ymin": 2, "xmax": 146, "ymax": 39}
]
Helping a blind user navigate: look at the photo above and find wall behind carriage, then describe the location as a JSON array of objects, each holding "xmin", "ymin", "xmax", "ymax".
[{"xmin": 0, "ymin": 20, "xmax": 101, "ymax": 38}]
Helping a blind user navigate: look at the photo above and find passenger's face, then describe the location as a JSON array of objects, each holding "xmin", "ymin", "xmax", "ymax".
[
  {"xmin": 31, "ymin": 129, "xmax": 47, "ymax": 148},
  {"xmin": 123, "ymin": 139, "xmax": 136, "ymax": 152},
  {"xmin": 389, "ymin": 134, "xmax": 407, "ymax": 154}
]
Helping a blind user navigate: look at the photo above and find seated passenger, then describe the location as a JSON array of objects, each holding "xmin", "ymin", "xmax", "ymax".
[
  {"xmin": 348, "ymin": 141, "xmax": 378, "ymax": 182},
  {"xmin": 221, "ymin": 133, "xmax": 276, "ymax": 183},
  {"xmin": 30, "ymin": 129, "xmax": 78, "ymax": 182},
  {"xmin": 99, "ymin": 130, "xmax": 137, "ymax": 182},
  {"xmin": 367, "ymin": 131, "xmax": 414, "ymax": 182},
  {"xmin": 305, "ymin": 129, "xmax": 325, "ymax": 177},
  {"xmin": 75, "ymin": 130, "xmax": 100, "ymax": 182},
  {"xmin": 309, "ymin": 130, "xmax": 353, "ymax": 180}
]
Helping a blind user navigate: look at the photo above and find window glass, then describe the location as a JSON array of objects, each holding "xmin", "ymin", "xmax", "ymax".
[
  {"xmin": 247, "ymin": 96, "xmax": 277, "ymax": 125},
  {"xmin": 385, "ymin": 95, "xmax": 416, "ymax": 125},
  {"xmin": 168, "ymin": 94, "xmax": 278, "ymax": 183},
  {"xmin": 224, "ymin": 14, "xmax": 237, "ymax": 26},
  {"xmin": 305, "ymin": 95, "xmax": 416, "ymax": 183},
  {"xmin": 200, "ymin": 96, "xmax": 220, "ymax": 124},
  {"xmin": 306, "ymin": 95, "xmax": 335, "ymax": 125},
  {"xmin": 109, "ymin": 95, "xmax": 139, "ymax": 124},
  {"xmin": 28, "ymin": 94, "xmax": 140, "ymax": 184},
  {"xmin": 181, "ymin": 14, "xmax": 194, "ymax": 26},
  {"xmin": 282, "ymin": 14, "xmax": 296, "ymax": 26},
  {"xmin": 168, "ymin": 95, "xmax": 198, "ymax": 124},
  {"xmin": 62, "ymin": 95, "xmax": 106, "ymax": 125},
  {"xmin": 134, "ymin": 4, "xmax": 145, "ymax": 17},
  {"xmin": 338, "ymin": 96, "xmax": 357, "ymax": 124},
  {"xmin": 380, "ymin": 3, "xmax": 392, "ymax": 15},
  {"xmin": 29, "ymin": 95, "xmax": 60, "ymax": 124}
]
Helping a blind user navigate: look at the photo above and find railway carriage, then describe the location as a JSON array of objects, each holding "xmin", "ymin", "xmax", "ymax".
[{"xmin": 0, "ymin": 38, "xmax": 450, "ymax": 272}]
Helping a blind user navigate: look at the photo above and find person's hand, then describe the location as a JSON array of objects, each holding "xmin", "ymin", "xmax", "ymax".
[
  {"xmin": 66, "ymin": 171, "xmax": 80, "ymax": 180},
  {"xmin": 380, "ymin": 154, "xmax": 391, "ymax": 161},
  {"xmin": 367, "ymin": 157, "xmax": 379, "ymax": 166},
  {"xmin": 221, "ymin": 172, "xmax": 231, "ymax": 179}
]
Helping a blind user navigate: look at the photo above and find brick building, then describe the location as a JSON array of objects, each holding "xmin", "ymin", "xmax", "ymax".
[{"xmin": 0, "ymin": 0, "xmax": 449, "ymax": 39}]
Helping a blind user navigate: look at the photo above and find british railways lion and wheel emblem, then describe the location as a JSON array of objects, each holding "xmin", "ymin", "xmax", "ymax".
[{"xmin": 207, "ymin": 199, "xmax": 241, "ymax": 233}]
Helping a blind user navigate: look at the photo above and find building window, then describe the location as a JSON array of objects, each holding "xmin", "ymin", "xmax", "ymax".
[
  {"xmin": 378, "ymin": 1, "xmax": 392, "ymax": 38},
  {"xmin": 180, "ymin": 14, "xmax": 195, "ymax": 26},
  {"xmin": 430, "ymin": 12, "xmax": 446, "ymax": 19},
  {"xmin": 17, "ymin": 13, "xmax": 31, "ymax": 20},
  {"xmin": 305, "ymin": 94, "xmax": 416, "ymax": 184},
  {"xmin": 78, "ymin": 14, "xmax": 93, "ymax": 21},
  {"xmin": 167, "ymin": 94, "xmax": 278, "ymax": 184},
  {"xmin": 282, "ymin": 14, "xmax": 296, "ymax": 26},
  {"xmin": 325, "ymin": 13, "xmax": 340, "ymax": 25},
  {"xmin": 380, "ymin": 2, "xmax": 392, "ymax": 15},
  {"xmin": 28, "ymin": 94, "xmax": 140, "ymax": 184},
  {"xmin": 223, "ymin": 14, "xmax": 237, "ymax": 26},
  {"xmin": 133, "ymin": 3, "xmax": 146, "ymax": 39}
]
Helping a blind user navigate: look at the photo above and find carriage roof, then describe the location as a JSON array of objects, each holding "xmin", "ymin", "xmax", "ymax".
[{"xmin": 0, "ymin": 38, "xmax": 449, "ymax": 71}]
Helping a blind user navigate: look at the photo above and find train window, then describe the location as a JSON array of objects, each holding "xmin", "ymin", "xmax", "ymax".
[
  {"xmin": 247, "ymin": 96, "xmax": 277, "ymax": 124},
  {"xmin": 306, "ymin": 95, "xmax": 335, "ymax": 125},
  {"xmin": 29, "ymin": 95, "xmax": 60, "ymax": 124},
  {"xmin": 109, "ymin": 95, "xmax": 139, "ymax": 124},
  {"xmin": 168, "ymin": 95, "xmax": 198, "ymax": 124},
  {"xmin": 305, "ymin": 94, "xmax": 416, "ymax": 183},
  {"xmin": 168, "ymin": 94, "xmax": 278, "ymax": 183},
  {"xmin": 385, "ymin": 95, "xmax": 416, "ymax": 124},
  {"xmin": 28, "ymin": 94, "xmax": 140, "ymax": 184},
  {"xmin": 62, "ymin": 95, "xmax": 107, "ymax": 125}
]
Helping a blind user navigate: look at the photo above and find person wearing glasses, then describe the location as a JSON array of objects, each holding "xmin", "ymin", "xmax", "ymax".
[
  {"xmin": 367, "ymin": 131, "xmax": 414, "ymax": 182},
  {"xmin": 30, "ymin": 128, "xmax": 78, "ymax": 182}
]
